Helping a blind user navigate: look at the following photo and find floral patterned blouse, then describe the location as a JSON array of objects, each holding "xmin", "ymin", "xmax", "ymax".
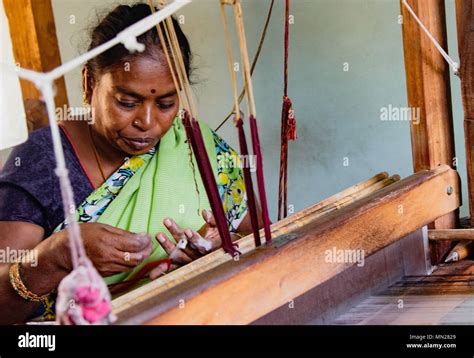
[{"xmin": 0, "ymin": 125, "xmax": 248, "ymax": 237}]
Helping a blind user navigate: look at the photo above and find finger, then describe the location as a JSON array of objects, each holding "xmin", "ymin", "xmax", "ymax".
[
  {"xmin": 185, "ymin": 228, "xmax": 215, "ymax": 255},
  {"xmin": 202, "ymin": 209, "xmax": 216, "ymax": 227},
  {"xmin": 100, "ymin": 263, "xmax": 133, "ymax": 277},
  {"xmin": 167, "ymin": 239, "xmax": 194, "ymax": 264},
  {"xmin": 156, "ymin": 232, "xmax": 177, "ymax": 255},
  {"xmin": 148, "ymin": 262, "xmax": 169, "ymax": 280},
  {"xmin": 142, "ymin": 237, "xmax": 153, "ymax": 255},
  {"xmin": 119, "ymin": 236, "xmax": 153, "ymax": 263},
  {"xmin": 163, "ymin": 218, "xmax": 185, "ymax": 242},
  {"xmin": 120, "ymin": 251, "xmax": 149, "ymax": 267},
  {"xmin": 157, "ymin": 233, "xmax": 194, "ymax": 264},
  {"xmin": 148, "ymin": 263, "xmax": 179, "ymax": 280},
  {"xmin": 112, "ymin": 232, "xmax": 151, "ymax": 253},
  {"xmin": 102, "ymin": 224, "xmax": 139, "ymax": 241}
]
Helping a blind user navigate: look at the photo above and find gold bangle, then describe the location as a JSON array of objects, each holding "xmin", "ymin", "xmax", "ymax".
[{"xmin": 9, "ymin": 262, "xmax": 50, "ymax": 304}]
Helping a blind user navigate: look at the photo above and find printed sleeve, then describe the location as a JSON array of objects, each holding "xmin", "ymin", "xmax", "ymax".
[
  {"xmin": 212, "ymin": 130, "xmax": 248, "ymax": 232},
  {"xmin": 0, "ymin": 137, "xmax": 54, "ymax": 232}
]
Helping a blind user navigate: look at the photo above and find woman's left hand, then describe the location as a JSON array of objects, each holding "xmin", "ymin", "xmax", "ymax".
[{"xmin": 149, "ymin": 209, "xmax": 222, "ymax": 279}]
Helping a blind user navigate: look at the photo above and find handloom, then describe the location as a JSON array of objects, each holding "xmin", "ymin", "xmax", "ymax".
[{"xmin": 2, "ymin": 0, "xmax": 474, "ymax": 325}]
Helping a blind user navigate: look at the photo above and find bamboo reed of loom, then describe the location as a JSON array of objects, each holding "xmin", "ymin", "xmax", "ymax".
[
  {"xmin": 272, "ymin": 171, "xmax": 389, "ymax": 231},
  {"xmin": 112, "ymin": 172, "xmax": 400, "ymax": 313},
  {"xmin": 271, "ymin": 175, "xmax": 400, "ymax": 236}
]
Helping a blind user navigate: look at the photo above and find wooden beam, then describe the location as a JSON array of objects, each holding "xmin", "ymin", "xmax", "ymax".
[
  {"xmin": 456, "ymin": 1, "xmax": 474, "ymax": 230},
  {"xmin": 114, "ymin": 165, "xmax": 460, "ymax": 324},
  {"xmin": 112, "ymin": 172, "xmax": 398, "ymax": 315},
  {"xmin": 3, "ymin": 0, "xmax": 68, "ymax": 129},
  {"xmin": 400, "ymin": 0, "xmax": 458, "ymax": 263}
]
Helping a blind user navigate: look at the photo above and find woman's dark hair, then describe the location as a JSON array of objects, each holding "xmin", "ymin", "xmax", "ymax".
[{"xmin": 84, "ymin": 3, "xmax": 192, "ymax": 101}]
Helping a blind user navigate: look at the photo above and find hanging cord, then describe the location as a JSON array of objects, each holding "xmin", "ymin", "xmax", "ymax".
[
  {"xmin": 10, "ymin": 0, "xmax": 190, "ymax": 326},
  {"xmin": 41, "ymin": 80, "xmax": 115, "ymax": 325},
  {"xmin": 226, "ymin": 0, "xmax": 273, "ymax": 245},
  {"xmin": 278, "ymin": 0, "xmax": 296, "ymax": 221},
  {"xmin": 149, "ymin": 1, "xmax": 201, "ymax": 215},
  {"xmin": 154, "ymin": 0, "xmax": 239, "ymax": 257},
  {"xmin": 220, "ymin": 2, "xmax": 262, "ymax": 247},
  {"xmin": 215, "ymin": 0, "xmax": 275, "ymax": 132},
  {"xmin": 402, "ymin": 0, "xmax": 459, "ymax": 76}
]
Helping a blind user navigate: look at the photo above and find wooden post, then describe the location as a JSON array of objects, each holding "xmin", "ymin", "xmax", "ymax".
[
  {"xmin": 3, "ymin": 0, "xmax": 68, "ymax": 129},
  {"xmin": 456, "ymin": 1, "xmax": 474, "ymax": 230},
  {"xmin": 400, "ymin": 0, "xmax": 458, "ymax": 263}
]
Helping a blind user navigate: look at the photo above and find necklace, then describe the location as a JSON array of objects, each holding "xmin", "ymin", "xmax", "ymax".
[{"xmin": 88, "ymin": 125, "xmax": 107, "ymax": 183}]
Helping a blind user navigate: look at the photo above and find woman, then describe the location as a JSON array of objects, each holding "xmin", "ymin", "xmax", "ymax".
[{"xmin": 0, "ymin": 3, "xmax": 260, "ymax": 324}]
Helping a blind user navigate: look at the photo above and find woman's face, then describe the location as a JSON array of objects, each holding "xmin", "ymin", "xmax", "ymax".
[{"xmin": 90, "ymin": 55, "xmax": 179, "ymax": 155}]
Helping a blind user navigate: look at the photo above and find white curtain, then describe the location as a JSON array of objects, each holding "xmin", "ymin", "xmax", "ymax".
[{"xmin": 0, "ymin": 1, "xmax": 28, "ymax": 152}]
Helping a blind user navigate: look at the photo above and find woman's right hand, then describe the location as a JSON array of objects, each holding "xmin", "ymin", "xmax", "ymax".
[{"xmin": 56, "ymin": 223, "xmax": 152, "ymax": 277}]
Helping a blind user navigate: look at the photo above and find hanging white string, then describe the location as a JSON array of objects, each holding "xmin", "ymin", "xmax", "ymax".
[
  {"xmin": 11, "ymin": 0, "xmax": 190, "ymax": 270},
  {"xmin": 402, "ymin": 0, "xmax": 459, "ymax": 76}
]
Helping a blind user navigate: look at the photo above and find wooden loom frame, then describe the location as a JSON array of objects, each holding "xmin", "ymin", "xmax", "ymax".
[
  {"xmin": 113, "ymin": 165, "xmax": 460, "ymax": 324},
  {"xmin": 2, "ymin": 0, "xmax": 470, "ymax": 324}
]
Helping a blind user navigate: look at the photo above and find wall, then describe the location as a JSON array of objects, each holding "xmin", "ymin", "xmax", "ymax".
[{"xmin": 48, "ymin": 0, "xmax": 467, "ymax": 219}]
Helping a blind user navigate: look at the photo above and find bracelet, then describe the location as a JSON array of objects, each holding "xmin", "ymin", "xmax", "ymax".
[{"xmin": 9, "ymin": 262, "xmax": 50, "ymax": 304}]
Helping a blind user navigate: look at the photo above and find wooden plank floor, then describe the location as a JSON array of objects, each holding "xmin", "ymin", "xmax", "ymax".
[{"xmin": 332, "ymin": 260, "xmax": 474, "ymax": 325}]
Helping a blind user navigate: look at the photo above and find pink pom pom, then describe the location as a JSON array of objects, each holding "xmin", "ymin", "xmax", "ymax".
[
  {"xmin": 81, "ymin": 299, "xmax": 112, "ymax": 323},
  {"xmin": 74, "ymin": 286, "xmax": 100, "ymax": 304}
]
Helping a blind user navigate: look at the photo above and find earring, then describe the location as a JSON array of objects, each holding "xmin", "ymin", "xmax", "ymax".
[
  {"xmin": 82, "ymin": 66, "xmax": 90, "ymax": 120},
  {"xmin": 82, "ymin": 66, "xmax": 88, "ymax": 108}
]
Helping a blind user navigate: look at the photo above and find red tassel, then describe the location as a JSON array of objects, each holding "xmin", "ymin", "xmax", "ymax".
[
  {"xmin": 278, "ymin": 0, "xmax": 296, "ymax": 221},
  {"xmin": 283, "ymin": 96, "xmax": 296, "ymax": 141}
]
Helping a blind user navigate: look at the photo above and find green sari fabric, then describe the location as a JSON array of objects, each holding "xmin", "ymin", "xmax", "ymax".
[
  {"xmin": 99, "ymin": 118, "xmax": 217, "ymax": 285},
  {"xmin": 52, "ymin": 117, "xmax": 215, "ymax": 286}
]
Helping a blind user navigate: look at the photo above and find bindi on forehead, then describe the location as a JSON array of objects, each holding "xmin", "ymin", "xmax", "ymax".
[{"xmin": 151, "ymin": 89, "xmax": 156, "ymax": 94}]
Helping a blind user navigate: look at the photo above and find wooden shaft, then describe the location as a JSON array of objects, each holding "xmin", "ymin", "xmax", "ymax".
[
  {"xmin": 400, "ymin": 0, "xmax": 456, "ymax": 172},
  {"xmin": 164, "ymin": 15, "xmax": 198, "ymax": 118},
  {"xmin": 220, "ymin": 1, "xmax": 242, "ymax": 122},
  {"xmin": 233, "ymin": 0, "xmax": 257, "ymax": 117},
  {"xmin": 3, "ymin": 0, "xmax": 68, "ymax": 121},
  {"xmin": 149, "ymin": 1, "xmax": 183, "ymax": 107},
  {"xmin": 400, "ymin": 0, "xmax": 458, "ymax": 263},
  {"xmin": 429, "ymin": 229, "xmax": 474, "ymax": 241}
]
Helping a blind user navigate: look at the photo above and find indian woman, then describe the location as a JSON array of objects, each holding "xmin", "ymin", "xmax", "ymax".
[{"xmin": 0, "ymin": 3, "xmax": 261, "ymax": 324}]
